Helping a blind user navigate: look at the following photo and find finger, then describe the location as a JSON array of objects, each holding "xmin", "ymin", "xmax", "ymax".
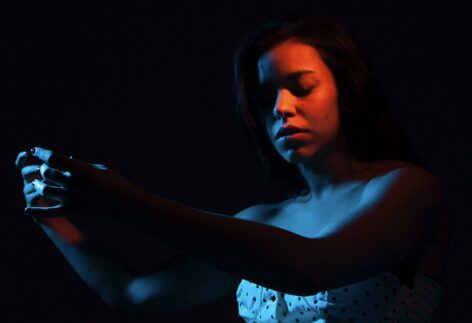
[
  {"xmin": 23, "ymin": 178, "xmax": 60, "ymax": 194},
  {"xmin": 15, "ymin": 151, "xmax": 30, "ymax": 168},
  {"xmin": 33, "ymin": 179, "xmax": 71, "ymax": 204},
  {"xmin": 25, "ymin": 191, "xmax": 45, "ymax": 206},
  {"xmin": 21, "ymin": 165, "xmax": 42, "ymax": 183},
  {"xmin": 23, "ymin": 182, "xmax": 36, "ymax": 195},
  {"xmin": 15, "ymin": 151, "xmax": 41, "ymax": 169},
  {"xmin": 31, "ymin": 147, "xmax": 79, "ymax": 173},
  {"xmin": 40, "ymin": 164, "xmax": 72, "ymax": 188},
  {"xmin": 25, "ymin": 191, "xmax": 60, "ymax": 208},
  {"xmin": 90, "ymin": 163, "xmax": 109, "ymax": 170},
  {"xmin": 25, "ymin": 191, "xmax": 42, "ymax": 207},
  {"xmin": 24, "ymin": 181, "xmax": 63, "ymax": 196},
  {"xmin": 24, "ymin": 204, "xmax": 67, "ymax": 218}
]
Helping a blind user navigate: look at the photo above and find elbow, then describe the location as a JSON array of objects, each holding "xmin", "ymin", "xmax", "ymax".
[
  {"xmin": 106, "ymin": 280, "xmax": 170, "ymax": 318},
  {"xmin": 100, "ymin": 286, "xmax": 141, "ymax": 318}
]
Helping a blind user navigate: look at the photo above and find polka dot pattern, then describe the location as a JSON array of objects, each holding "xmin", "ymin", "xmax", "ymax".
[{"xmin": 236, "ymin": 271, "xmax": 443, "ymax": 322}]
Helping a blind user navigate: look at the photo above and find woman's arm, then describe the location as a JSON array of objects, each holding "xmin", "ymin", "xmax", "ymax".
[
  {"xmin": 35, "ymin": 217, "xmax": 240, "ymax": 316},
  {"xmin": 116, "ymin": 167, "xmax": 442, "ymax": 296},
  {"xmin": 27, "ymin": 148, "xmax": 442, "ymax": 296},
  {"xmin": 16, "ymin": 152, "xmax": 132, "ymax": 309},
  {"xmin": 16, "ymin": 151, "xmax": 240, "ymax": 316},
  {"xmin": 128, "ymin": 195, "xmax": 309, "ymax": 294},
  {"xmin": 35, "ymin": 217, "xmax": 134, "ymax": 311},
  {"xmin": 21, "ymin": 146, "xmax": 307, "ymax": 294}
]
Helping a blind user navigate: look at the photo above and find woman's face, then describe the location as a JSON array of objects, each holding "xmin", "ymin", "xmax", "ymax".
[{"xmin": 256, "ymin": 39, "xmax": 342, "ymax": 164}]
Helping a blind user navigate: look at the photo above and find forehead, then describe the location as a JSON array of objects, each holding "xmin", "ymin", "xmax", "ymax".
[{"xmin": 257, "ymin": 40, "xmax": 323, "ymax": 82}]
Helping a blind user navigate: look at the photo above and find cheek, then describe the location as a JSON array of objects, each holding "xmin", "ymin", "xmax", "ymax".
[
  {"xmin": 306, "ymin": 89, "xmax": 341, "ymax": 138},
  {"xmin": 310, "ymin": 88, "xmax": 339, "ymax": 121},
  {"xmin": 323, "ymin": 103, "xmax": 341, "ymax": 137},
  {"xmin": 320, "ymin": 82, "xmax": 339, "ymax": 113}
]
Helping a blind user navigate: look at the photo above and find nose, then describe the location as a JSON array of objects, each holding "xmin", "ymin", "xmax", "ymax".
[{"xmin": 273, "ymin": 88, "xmax": 296, "ymax": 120}]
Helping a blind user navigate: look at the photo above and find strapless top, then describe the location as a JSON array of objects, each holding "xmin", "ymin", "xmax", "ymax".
[{"xmin": 236, "ymin": 271, "xmax": 443, "ymax": 322}]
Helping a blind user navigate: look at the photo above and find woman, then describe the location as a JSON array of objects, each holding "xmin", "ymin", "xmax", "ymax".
[{"xmin": 16, "ymin": 15, "xmax": 449, "ymax": 322}]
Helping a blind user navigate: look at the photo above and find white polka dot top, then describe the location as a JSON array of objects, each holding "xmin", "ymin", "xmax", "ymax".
[{"xmin": 236, "ymin": 271, "xmax": 443, "ymax": 322}]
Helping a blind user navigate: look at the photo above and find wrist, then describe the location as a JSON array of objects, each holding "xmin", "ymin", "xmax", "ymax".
[{"xmin": 37, "ymin": 217, "xmax": 88, "ymax": 245}]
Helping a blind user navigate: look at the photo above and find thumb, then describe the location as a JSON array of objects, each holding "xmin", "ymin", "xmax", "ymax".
[
  {"xmin": 31, "ymin": 147, "xmax": 81, "ymax": 173},
  {"xmin": 24, "ymin": 204, "xmax": 67, "ymax": 218}
]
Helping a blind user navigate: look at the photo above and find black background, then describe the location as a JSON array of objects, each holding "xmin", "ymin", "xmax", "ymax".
[{"xmin": 1, "ymin": 0, "xmax": 470, "ymax": 322}]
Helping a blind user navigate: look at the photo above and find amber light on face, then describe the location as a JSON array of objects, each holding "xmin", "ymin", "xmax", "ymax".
[{"xmin": 256, "ymin": 39, "xmax": 341, "ymax": 165}]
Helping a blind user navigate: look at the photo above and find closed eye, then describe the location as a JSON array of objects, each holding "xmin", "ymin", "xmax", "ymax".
[{"xmin": 290, "ymin": 87, "xmax": 314, "ymax": 97}]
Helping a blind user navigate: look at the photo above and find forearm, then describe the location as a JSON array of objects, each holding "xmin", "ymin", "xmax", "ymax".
[
  {"xmin": 36, "ymin": 218, "xmax": 135, "ymax": 310},
  {"xmin": 131, "ymin": 192, "xmax": 320, "ymax": 295}
]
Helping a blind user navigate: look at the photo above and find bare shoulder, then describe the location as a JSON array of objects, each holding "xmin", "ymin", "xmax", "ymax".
[
  {"xmin": 234, "ymin": 202, "xmax": 279, "ymax": 222},
  {"xmin": 364, "ymin": 161, "xmax": 443, "ymax": 207},
  {"xmin": 368, "ymin": 162, "xmax": 449, "ymax": 283},
  {"xmin": 364, "ymin": 160, "xmax": 435, "ymax": 180}
]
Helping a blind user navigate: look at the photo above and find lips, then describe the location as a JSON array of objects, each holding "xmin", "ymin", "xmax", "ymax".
[{"xmin": 275, "ymin": 126, "xmax": 308, "ymax": 140}]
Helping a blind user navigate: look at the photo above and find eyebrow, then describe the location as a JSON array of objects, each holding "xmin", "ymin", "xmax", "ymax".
[
  {"xmin": 258, "ymin": 70, "xmax": 316, "ymax": 85},
  {"xmin": 288, "ymin": 69, "xmax": 316, "ymax": 76}
]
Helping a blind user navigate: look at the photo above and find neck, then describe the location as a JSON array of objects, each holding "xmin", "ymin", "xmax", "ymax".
[{"xmin": 297, "ymin": 135, "xmax": 371, "ymax": 199}]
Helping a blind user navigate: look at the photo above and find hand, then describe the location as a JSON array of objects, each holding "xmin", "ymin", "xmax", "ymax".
[
  {"xmin": 16, "ymin": 147, "xmax": 145, "ymax": 220},
  {"xmin": 15, "ymin": 150, "xmax": 60, "ymax": 210}
]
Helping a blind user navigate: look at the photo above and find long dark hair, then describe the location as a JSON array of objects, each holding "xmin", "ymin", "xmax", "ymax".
[{"xmin": 234, "ymin": 15, "xmax": 426, "ymax": 197}]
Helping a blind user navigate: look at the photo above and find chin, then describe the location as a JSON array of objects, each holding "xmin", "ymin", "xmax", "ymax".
[{"xmin": 281, "ymin": 147, "xmax": 318, "ymax": 164}]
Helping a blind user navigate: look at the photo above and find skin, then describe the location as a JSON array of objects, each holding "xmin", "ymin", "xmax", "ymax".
[
  {"xmin": 255, "ymin": 39, "xmax": 448, "ymax": 284},
  {"xmin": 255, "ymin": 40, "xmax": 449, "ymax": 286},
  {"xmin": 256, "ymin": 39, "xmax": 375, "ymax": 200},
  {"xmin": 14, "ymin": 38, "xmax": 448, "ymax": 311}
]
